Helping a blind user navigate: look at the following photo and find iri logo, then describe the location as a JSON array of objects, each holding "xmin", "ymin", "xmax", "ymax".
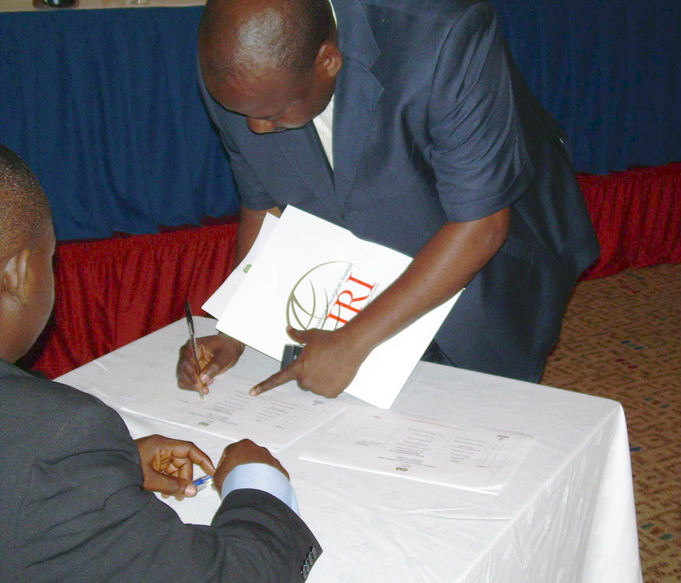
[{"xmin": 286, "ymin": 261, "xmax": 378, "ymax": 331}]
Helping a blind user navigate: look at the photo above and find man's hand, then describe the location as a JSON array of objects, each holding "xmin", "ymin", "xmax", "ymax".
[
  {"xmin": 176, "ymin": 334, "xmax": 245, "ymax": 394},
  {"xmin": 213, "ymin": 439, "xmax": 289, "ymax": 491},
  {"xmin": 135, "ymin": 435, "xmax": 215, "ymax": 499},
  {"xmin": 176, "ymin": 206, "xmax": 277, "ymax": 396},
  {"xmin": 251, "ymin": 212, "xmax": 510, "ymax": 399},
  {"xmin": 249, "ymin": 326, "xmax": 367, "ymax": 398}
]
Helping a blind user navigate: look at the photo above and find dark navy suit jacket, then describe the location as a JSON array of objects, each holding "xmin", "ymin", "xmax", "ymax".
[
  {"xmin": 200, "ymin": 0, "xmax": 600, "ymax": 381},
  {"xmin": 0, "ymin": 360, "xmax": 321, "ymax": 582}
]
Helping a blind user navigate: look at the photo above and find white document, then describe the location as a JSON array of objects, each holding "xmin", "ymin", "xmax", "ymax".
[
  {"xmin": 202, "ymin": 212, "xmax": 279, "ymax": 318},
  {"xmin": 300, "ymin": 406, "xmax": 534, "ymax": 492},
  {"xmin": 121, "ymin": 372, "xmax": 346, "ymax": 451},
  {"xmin": 214, "ymin": 206, "xmax": 461, "ymax": 409}
]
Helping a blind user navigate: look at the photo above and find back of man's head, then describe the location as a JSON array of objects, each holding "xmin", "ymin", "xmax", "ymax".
[
  {"xmin": 199, "ymin": 0, "xmax": 333, "ymax": 83},
  {"xmin": 0, "ymin": 145, "xmax": 51, "ymax": 262},
  {"xmin": 0, "ymin": 145, "xmax": 54, "ymax": 364}
]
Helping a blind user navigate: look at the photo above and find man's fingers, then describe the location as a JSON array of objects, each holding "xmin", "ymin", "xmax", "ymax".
[
  {"xmin": 177, "ymin": 347, "xmax": 209, "ymax": 393},
  {"xmin": 200, "ymin": 361, "xmax": 224, "ymax": 384},
  {"xmin": 184, "ymin": 444, "xmax": 217, "ymax": 475},
  {"xmin": 161, "ymin": 439, "xmax": 216, "ymax": 476},
  {"xmin": 179, "ymin": 367, "xmax": 213, "ymax": 394},
  {"xmin": 196, "ymin": 341, "xmax": 212, "ymax": 369},
  {"xmin": 176, "ymin": 458, "xmax": 193, "ymax": 480},
  {"xmin": 286, "ymin": 326, "xmax": 310, "ymax": 344},
  {"xmin": 145, "ymin": 472, "xmax": 197, "ymax": 498},
  {"xmin": 177, "ymin": 341, "xmax": 219, "ymax": 392},
  {"xmin": 250, "ymin": 366, "xmax": 298, "ymax": 396}
]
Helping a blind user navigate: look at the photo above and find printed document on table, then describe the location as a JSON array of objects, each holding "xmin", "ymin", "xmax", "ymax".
[
  {"xmin": 300, "ymin": 406, "xmax": 534, "ymax": 492},
  {"xmin": 213, "ymin": 206, "xmax": 461, "ymax": 409},
  {"xmin": 121, "ymin": 373, "xmax": 346, "ymax": 451}
]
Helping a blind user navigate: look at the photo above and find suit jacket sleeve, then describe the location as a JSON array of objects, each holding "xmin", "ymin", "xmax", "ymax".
[
  {"xmin": 15, "ymin": 388, "xmax": 320, "ymax": 582},
  {"xmin": 428, "ymin": 3, "xmax": 534, "ymax": 222}
]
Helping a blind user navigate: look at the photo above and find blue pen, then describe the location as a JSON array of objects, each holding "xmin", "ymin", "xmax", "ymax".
[{"xmin": 193, "ymin": 475, "xmax": 214, "ymax": 491}]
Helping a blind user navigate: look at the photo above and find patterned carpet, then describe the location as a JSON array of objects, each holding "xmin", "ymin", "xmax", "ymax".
[{"xmin": 541, "ymin": 264, "xmax": 681, "ymax": 583}]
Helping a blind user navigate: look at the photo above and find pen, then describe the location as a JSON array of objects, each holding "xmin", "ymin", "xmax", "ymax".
[
  {"xmin": 192, "ymin": 474, "xmax": 214, "ymax": 491},
  {"xmin": 185, "ymin": 301, "xmax": 206, "ymax": 400}
]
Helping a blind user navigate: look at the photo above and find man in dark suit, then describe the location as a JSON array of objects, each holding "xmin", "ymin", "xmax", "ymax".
[
  {"xmin": 178, "ymin": 0, "xmax": 599, "ymax": 398},
  {"xmin": 0, "ymin": 144, "xmax": 321, "ymax": 582}
]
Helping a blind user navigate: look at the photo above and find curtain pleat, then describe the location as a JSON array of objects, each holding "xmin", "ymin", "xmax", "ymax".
[
  {"xmin": 30, "ymin": 223, "xmax": 238, "ymax": 378},
  {"xmin": 579, "ymin": 163, "xmax": 681, "ymax": 279}
]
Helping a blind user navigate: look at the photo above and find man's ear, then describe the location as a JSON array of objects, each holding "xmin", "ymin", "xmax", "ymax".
[
  {"xmin": 2, "ymin": 248, "xmax": 32, "ymax": 305},
  {"xmin": 316, "ymin": 40, "xmax": 343, "ymax": 80}
]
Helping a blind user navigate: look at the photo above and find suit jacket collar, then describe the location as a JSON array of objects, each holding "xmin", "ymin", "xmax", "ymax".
[
  {"xmin": 333, "ymin": 0, "xmax": 383, "ymax": 206},
  {"xmin": 334, "ymin": 0, "xmax": 381, "ymax": 69},
  {"xmin": 273, "ymin": 127, "xmax": 335, "ymax": 210},
  {"xmin": 274, "ymin": 0, "xmax": 384, "ymax": 214}
]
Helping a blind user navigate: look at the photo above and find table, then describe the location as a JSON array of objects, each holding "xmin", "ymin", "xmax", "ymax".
[{"xmin": 57, "ymin": 317, "xmax": 643, "ymax": 583}]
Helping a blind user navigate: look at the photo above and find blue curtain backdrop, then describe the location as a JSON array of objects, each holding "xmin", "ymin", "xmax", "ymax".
[
  {"xmin": 0, "ymin": 7, "xmax": 239, "ymax": 241},
  {"xmin": 494, "ymin": 0, "xmax": 681, "ymax": 175},
  {"xmin": 1, "ymin": 2, "xmax": 679, "ymax": 241}
]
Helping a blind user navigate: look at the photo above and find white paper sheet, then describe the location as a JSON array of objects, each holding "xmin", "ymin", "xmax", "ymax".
[
  {"xmin": 121, "ymin": 372, "xmax": 346, "ymax": 451},
  {"xmin": 202, "ymin": 212, "xmax": 279, "ymax": 319},
  {"xmin": 300, "ymin": 406, "xmax": 534, "ymax": 492},
  {"xmin": 212, "ymin": 206, "xmax": 460, "ymax": 409}
]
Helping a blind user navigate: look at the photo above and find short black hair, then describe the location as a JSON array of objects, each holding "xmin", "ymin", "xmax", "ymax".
[
  {"xmin": 0, "ymin": 145, "xmax": 52, "ymax": 258},
  {"xmin": 200, "ymin": 0, "xmax": 333, "ymax": 82}
]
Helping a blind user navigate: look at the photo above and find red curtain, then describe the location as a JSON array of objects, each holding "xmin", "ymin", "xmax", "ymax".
[
  {"xmin": 26, "ymin": 163, "xmax": 681, "ymax": 378},
  {"xmin": 578, "ymin": 163, "xmax": 681, "ymax": 279},
  {"xmin": 29, "ymin": 223, "xmax": 238, "ymax": 379}
]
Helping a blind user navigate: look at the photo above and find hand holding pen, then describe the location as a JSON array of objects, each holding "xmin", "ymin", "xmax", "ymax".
[
  {"xmin": 136, "ymin": 437, "xmax": 289, "ymax": 500},
  {"xmin": 135, "ymin": 435, "xmax": 215, "ymax": 499},
  {"xmin": 176, "ymin": 329, "xmax": 246, "ymax": 395}
]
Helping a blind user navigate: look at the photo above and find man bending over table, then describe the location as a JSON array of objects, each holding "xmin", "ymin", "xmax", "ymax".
[
  {"xmin": 0, "ymin": 144, "xmax": 321, "ymax": 582},
  {"xmin": 177, "ymin": 0, "xmax": 599, "ymax": 399}
]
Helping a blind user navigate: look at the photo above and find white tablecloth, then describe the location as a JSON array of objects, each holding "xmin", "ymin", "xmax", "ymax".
[{"xmin": 57, "ymin": 318, "xmax": 642, "ymax": 583}]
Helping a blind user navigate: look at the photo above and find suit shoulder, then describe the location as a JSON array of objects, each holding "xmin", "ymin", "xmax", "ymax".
[
  {"xmin": 358, "ymin": 0, "xmax": 500, "ymax": 60},
  {"xmin": 359, "ymin": 0, "xmax": 495, "ymax": 22},
  {"xmin": 1, "ymin": 367, "xmax": 110, "ymax": 419},
  {"xmin": 0, "ymin": 364, "xmax": 127, "ymax": 456}
]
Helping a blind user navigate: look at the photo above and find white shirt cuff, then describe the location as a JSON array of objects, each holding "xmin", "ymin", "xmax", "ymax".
[{"xmin": 220, "ymin": 463, "xmax": 300, "ymax": 516}]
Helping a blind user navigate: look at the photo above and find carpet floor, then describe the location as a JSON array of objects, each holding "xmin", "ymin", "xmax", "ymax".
[{"xmin": 541, "ymin": 263, "xmax": 680, "ymax": 582}]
